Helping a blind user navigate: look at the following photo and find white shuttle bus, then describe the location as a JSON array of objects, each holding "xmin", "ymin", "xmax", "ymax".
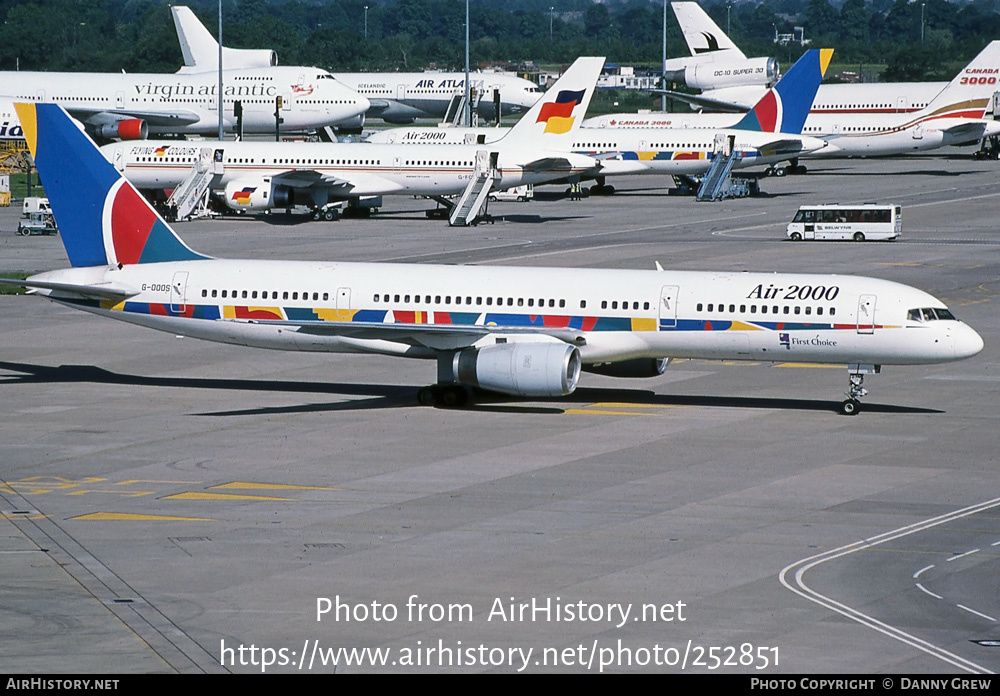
[{"xmin": 787, "ymin": 204, "xmax": 901, "ymax": 242}]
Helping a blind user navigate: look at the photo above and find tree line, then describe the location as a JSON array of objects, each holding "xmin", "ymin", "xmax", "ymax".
[{"xmin": 0, "ymin": 0, "xmax": 998, "ymax": 80}]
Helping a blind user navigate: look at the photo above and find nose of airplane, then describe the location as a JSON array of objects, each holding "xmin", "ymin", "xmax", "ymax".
[{"xmin": 954, "ymin": 323, "xmax": 985, "ymax": 360}]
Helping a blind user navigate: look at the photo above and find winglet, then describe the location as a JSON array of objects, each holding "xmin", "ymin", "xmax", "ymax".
[
  {"xmin": 14, "ymin": 102, "xmax": 208, "ymax": 268},
  {"xmin": 734, "ymin": 48, "xmax": 832, "ymax": 135}
]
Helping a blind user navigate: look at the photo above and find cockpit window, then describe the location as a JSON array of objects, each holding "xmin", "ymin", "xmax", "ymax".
[{"xmin": 908, "ymin": 307, "xmax": 957, "ymax": 322}]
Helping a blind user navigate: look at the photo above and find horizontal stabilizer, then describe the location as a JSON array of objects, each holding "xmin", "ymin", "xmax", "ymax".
[{"xmin": 0, "ymin": 277, "xmax": 139, "ymax": 300}]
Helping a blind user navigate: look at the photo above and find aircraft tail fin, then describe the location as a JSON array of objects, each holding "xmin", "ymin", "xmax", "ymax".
[
  {"xmin": 172, "ymin": 5, "xmax": 277, "ymax": 73},
  {"xmin": 672, "ymin": 1, "xmax": 746, "ymax": 59},
  {"xmin": 914, "ymin": 40, "xmax": 1000, "ymax": 121},
  {"xmin": 14, "ymin": 103, "xmax": 209, "ymax": 269},
  {"xmin": 502, "ymin": 57, "xmax": 605, "ymax": 144},
  {"xmin": 734, "ymin": 48, "xmax": 832, "ymax": 135}
]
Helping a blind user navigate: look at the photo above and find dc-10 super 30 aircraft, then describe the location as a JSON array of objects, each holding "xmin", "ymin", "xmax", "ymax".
[
  {"xmin": 171, "ymin": 5, "xmax": 540, "ymax": 125},
  {"xmin": 5, "ymin": 102, "xmax": 984, "ymax": 414},
  {"xmin": 99, "ymin": 57, "xmax": 608, "ymax": 218},
  {"xmin": 585, "ymin": 41, "xmax": 1000, "ymax": 160},
  {"xmin": 367, "ymin": 49, "xmax": 832, "ymax": 191}
]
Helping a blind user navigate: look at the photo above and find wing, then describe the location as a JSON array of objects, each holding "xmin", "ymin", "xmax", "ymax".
[
  {"xmin": 68, "ymin": 107, "xmax": 202, "ymax": 128},
  {"xmin": 230, "ymin": 318, "xmax": 586, "ymax": 351},
  {"xmin": 648, "ymin": 88, "xmax": 751, "ymax": 112}
]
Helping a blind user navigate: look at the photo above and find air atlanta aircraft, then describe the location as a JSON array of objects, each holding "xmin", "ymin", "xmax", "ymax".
[
  {"xmin": 170, "ymin": 5, "xmax": 540, "ymax": 125},
  {"xmin": 99, "ymin": 57, "xmax": 608, "ymax": 219},
  {"xmin": 0, "ymin": 36, "xmax": 369, "ymax": 142},
  {"xmin": 367, "ymin": 49, "xmax": 832, "ymax": 191},
  {"xmin": 6, "ymin": 102, "xmax": 984, "ymax": 414},
  {"xmin": 586, "ymin": 41, "xmax": 1000, "ymax": 160}
]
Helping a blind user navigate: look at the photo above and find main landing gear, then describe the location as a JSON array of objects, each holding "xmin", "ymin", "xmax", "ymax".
[
  {"xmin": 417, "ymin": 384, "xmax": 469, "ymax": 408},
  {"xmin": 841, "ymin": 364, "xmax": 880, "ymax": 415}
]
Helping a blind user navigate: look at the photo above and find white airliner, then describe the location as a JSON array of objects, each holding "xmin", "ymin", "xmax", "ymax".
[
  {"xmin": 99, "ymin": 57, "xmax": 607, "ymax": 218},
  {"xmin": 170, "ymin": 5, "xmax": 541, "ymax": 125},
  {"xmin": 366, "ymin": 49, "xmax": 832, "ymax": 190},
  {"xmin": 661, "ymin": 2, "xmax": 779, "ymax": 105},
  {"xmin": 7, "ymin": 101, "xmax": 984, "ymax": 414},
  {"xmin": 0, "ymin": 18, "xmax": 369, "ymax": 142},
  {"xmin": 586, "ymin": 41, "xmax": 1000, "ymax": 160},
  {"xmin": 667, "ymin": 1, "xmax": 951, "ymax": 114}
]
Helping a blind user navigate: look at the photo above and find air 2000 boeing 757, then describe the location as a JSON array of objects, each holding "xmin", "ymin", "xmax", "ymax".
[{"xmin": 5, "ymin": 103, "xmax": 984, "ymax": 414}]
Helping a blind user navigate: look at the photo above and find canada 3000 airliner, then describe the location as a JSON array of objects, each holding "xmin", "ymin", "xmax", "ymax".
[{"xmin": 7, "ymin": 103, "xmax": 984, "ymax": 414}]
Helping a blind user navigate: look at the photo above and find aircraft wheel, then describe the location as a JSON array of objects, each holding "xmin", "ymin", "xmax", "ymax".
[
  {"xmin": 794, "ymin": 165, "xmax": 808, "ymax": 175},
  {"xmin": 440, "ymin": 385, "xmax": 469, "ymax": 408},
  {"xmin": 763, "ymin": 167, "xmax": 774, "ymax": 177},
  {"xmin": 841, "ymin": 399, "xmax": 860, "ymax": 416},
  {"xmin": 488, "ymin": 195, "xmax": 497, "ymax": 202},
  {"xmin": 312, "ymin": 211, "xmax": 322, "ymax": 221},
  {"xmin": 417, "ymin": 386, "xmax": 440, "ymax": 406},
  {"xmin": 853, "ymin": 232, "xmax": 866, "ymax": 242},
  {"xmin": 323, "ymin": 209, "xmax": 339, "ymax": 221},
  {"xmin": 775, "ymin": 166, "xmax": 787, "ymax": 177},
  {"xmin": 790, "ymin": 232, "xmax": 802, "ymax": 241}
]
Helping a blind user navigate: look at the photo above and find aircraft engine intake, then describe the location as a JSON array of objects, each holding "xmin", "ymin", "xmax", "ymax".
[
  {"xmin": 455, "ymin": 342, "xmax": 581, "ymax": 397},
  {"xmin": 664, "ymin": 57, "xmax": 778, "ymax": 91},
  {"xmin": 223, "ymin": 179, "xmax": 295, "ymax": 211},
  {"xmin": 584, "ymin": 357, "xmax": 670, "ymax": 378},
  {"xmin": 97, "ymin": 119, "xmax": 148, "ymax": 141}
]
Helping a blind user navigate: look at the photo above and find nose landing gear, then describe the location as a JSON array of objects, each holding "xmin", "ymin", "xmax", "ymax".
[{"xmin": 841, "ymin": 364, "xmax": 880, "ymax": 415}]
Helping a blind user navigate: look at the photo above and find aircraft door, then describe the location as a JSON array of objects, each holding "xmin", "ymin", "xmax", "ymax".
[
  {"xmin": 857, "ymin": 294, "xmax": 876, "ymax": 334},
  {"xmin": 397, "ymin": 83, "xmax": 407, "ymax": 101},
  {"xmin": 170, "ymin": 272, "xmax": 189, "ymax": 314},
  {"xmin": 896, "ymin": 96, "xmax": 909, "ymax": 113},
  {"xmin": 115, "ymin": 91, "xmax": 125, "ymax": 110},
  {"xmin": 658, "ymin": 285, "xmax": 679, "ymax": 329},
  {"xmin": 912, "ymin": 124, "xmax": 924, "ymax": 140},
  {"xmin": 336, "ymin": 287, "xmax": 352, "ymax": 320},
  {"xmin": 112, "ymin": 147, "xmax": 125, "ymax": 172}
]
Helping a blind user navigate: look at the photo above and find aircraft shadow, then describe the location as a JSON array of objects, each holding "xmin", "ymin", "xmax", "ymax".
[{"xmin": 0, "ymin": 361, "xmax": 940, "ymax": 417}]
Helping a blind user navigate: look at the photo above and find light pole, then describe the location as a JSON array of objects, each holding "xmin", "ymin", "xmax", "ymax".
[
  {"xmin": 218, "ymin": 0, "xmax": 224, "ymax": 141},
  {"xmin": 921, "ymin": 2, "xmax": 925, "ymax": 42},
  {"xmin": 549, "ymin": 6, "xmax": 554, "ymax": 41},
  {"xmin": 464, "ymin": 0, "xmax": 470, "ymax": 127},
  {"xmin": 662, "ymin": 0, "xmax": 667, "ymax": 112},
  {"xmin": 727, "ymin": 3, "xmax": 731, "ymax": 36},
  {"xmin": 364, "ymin": 5, "xmax": 368, "ymax": 40}
]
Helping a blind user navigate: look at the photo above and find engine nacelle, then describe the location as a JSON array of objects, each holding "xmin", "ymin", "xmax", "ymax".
[
  {"xmin": 222, "ymin": 178, "xmax": 295, "ymax": 211},
  {"xmin": 454, "ymin": 342, "xmax": 581, "ymax": 397},
  {"xmin": 222, "ymin": 48, "xmax": 278, "ymax": 69},
  {"xmin": 664, "ymin": 57, "xmax": 778, "ymax": 91},
  {"xmin": 584, "ymin": 357, "xmax": 670, "ymax": 379},
  {"xmin": 96, "ymin": 119, "xmax": 148, "ymax": 141}
]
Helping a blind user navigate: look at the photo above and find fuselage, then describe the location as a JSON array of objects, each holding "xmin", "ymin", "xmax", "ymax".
[
  {"xmin": 0, "ymin": 66, "xmax": 370, "ymax": 134},
  {"xmin": 337, "ymin": 71, "xmax": 541, "ymax": 124},
  {"xmin": 30, "ymin": 261, "xmax": 983, "ymax": 367},
  {"xmin": 692, "ymin": 81, "xmax": 945, "ymax": 113},
  {"xmin": 366, "ymin": 125, "xmax": 826, "ymax": 174},
  {"xmin": 101, "ymin": 139, "xmax": 597, "ymax": 200}
]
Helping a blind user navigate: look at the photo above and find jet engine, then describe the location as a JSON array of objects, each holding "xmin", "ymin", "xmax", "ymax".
[
  {"xmin": 664, "ymin": 57, "xmax": 778, "ymax": 91},
  {"xmin": 584, "ymin": 357, "xmax": 670, "ymax": 378},
  {"xmin": 222, "ymin": 178, "xmax": 295, "ymax": 211},
  {"xmin": 96, "ymin": 119, "xmax": 148, "ymax": 141},
  {"xmin": 454, "ymin": 342, "xmax": 581, "ymax": 397}
]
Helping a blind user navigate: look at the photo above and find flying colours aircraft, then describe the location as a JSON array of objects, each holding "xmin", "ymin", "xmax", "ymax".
[
  {"xmin": 99, "ymin": 57, "xmax": 608, "ymax": 219},
  {"xmin": 4, "ymin": 102, "xmax": 984, "ymax": 414},
  {"xmin": 170, "ymin": 5, "xmax": 540, "ymax": 125}
]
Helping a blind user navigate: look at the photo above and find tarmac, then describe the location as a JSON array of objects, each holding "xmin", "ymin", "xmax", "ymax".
[{"xmin": 1, "ymin": 148, "xmax": 999, "ymax": 673}]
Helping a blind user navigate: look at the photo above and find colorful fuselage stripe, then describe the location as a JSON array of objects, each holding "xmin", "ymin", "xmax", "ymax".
[{"xmin": 69, "ymin": 299, "xmax": 891, "ymax": 333}]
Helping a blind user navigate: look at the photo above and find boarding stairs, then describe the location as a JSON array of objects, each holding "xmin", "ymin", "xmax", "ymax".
[
  {"xmin": 443, "ymin": 80, "xmax": 484, "ymax": 127},
  {"xmin": 166, "ymin": 148, "xmax": 220, "ymax": 221},
  {"xmin": 449, "ymin": 150, "xmax": 497, "ymax": 226},
  {"xmin": 696, "ymin": 134, "xmax": 742, "ymax": 202}
]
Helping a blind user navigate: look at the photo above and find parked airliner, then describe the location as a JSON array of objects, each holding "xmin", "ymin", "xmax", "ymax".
[
  {"xmin": 666, "ymin": 2, "xmax": 955, "ymax": 114},
  {"xmin": 99, "ymin": 57, "xmax": 607, "ymax": 218},
  {"xmin": 170, "ymin": 5, "xmax": 540, "ymax": 125},
  {"xmin": 586, "ymin": 41, "xmax": 1000, "ymax": 160},
  {"xmin": 6, "ymin": 102, "xmax": 983, "ymax": 414},
  {"xmin": 367, "ymin": 49, "xmax": 832, "ymax": 191},
  {"xmin": 0, "ymin": 21, "xmax": 369, "ymax": 142}
]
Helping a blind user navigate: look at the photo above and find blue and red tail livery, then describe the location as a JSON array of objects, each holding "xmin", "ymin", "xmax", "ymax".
[
  {"xmin": 14, "ymin": 102, "xmax": 208, "ymax": 268},
  {"xmin": 735, "ymin": 48, "xmax": 832, "ymax": 135}
]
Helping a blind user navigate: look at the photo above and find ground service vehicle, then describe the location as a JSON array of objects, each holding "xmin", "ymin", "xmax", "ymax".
[{"xmin": 787, "ymin": 204, "xmax": 901, "ymax": 242}]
